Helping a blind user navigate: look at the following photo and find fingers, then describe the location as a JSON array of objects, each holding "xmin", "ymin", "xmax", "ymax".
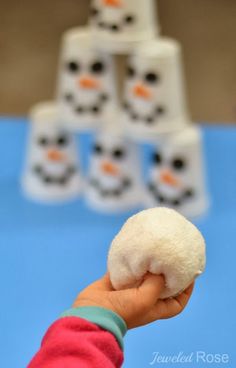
[
  {"xmin": 137, "ymin": 274, "xmax": 165, "ymax": 307},
  {"xmin": 157, "ymin": 282, "xmax": 195, "ymax": 319},
  {"xmin": 174, "ymin": 282, "xmax": 195, "ymax": 309},
  {"xmin": 183, "ymin": 282, "xmax": 195, "ymax": 296}
]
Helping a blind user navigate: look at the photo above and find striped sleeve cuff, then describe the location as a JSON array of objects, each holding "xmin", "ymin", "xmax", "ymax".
[{"xmin": 61, "ymin": 306, "xmax": 127, "ymax": 350}]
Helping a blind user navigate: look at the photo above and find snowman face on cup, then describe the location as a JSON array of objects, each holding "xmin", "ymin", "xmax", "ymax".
[
  {"xmin": 90, "ymin": 0, "xmax": 137, "ymax": 34},
  {"xmin": 146, "ymin": 127, "xmax": 209, "ymax": 218},
  {"xmin": 89, "ymin": 136, "xmax": 134, "ymax": 198},
  {"xmin": 22, "ymin": 102, "xmax": 82, "ymax": 203},
  {"xmin": 57, "ymin": 30, "xmax": 117, "ymax": 130},
  {"xmin": 123, "ymin": 60, "xmax": 167, "ymax": 126},
  {"xmin": 62, "ymin": 57, "xmax": 109, "ymax": 116},
  {"xmin": 147, "ymin": 147, "xmax": 195, "ymax": 208},
  {"xmin": 31, "ymin": 128, "xmax": 77, "ymax": 186},
  {"xmin": 122, "ymin": 40, "xmax": 188, "ymax": 137}
]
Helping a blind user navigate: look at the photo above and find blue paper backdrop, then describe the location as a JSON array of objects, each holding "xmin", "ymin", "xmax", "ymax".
[{"xmin": 0, "ymin": 118, "xmax": 235, "ymax": 367}]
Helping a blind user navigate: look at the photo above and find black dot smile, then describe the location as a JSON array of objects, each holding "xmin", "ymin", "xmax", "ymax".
[
  {"xmin": 123, "ymin": 99, "xmax": 166, "ymax": 126},
  {"xmin": 148, "ymin": 182, "xmax": 195, "ymax": 207},
  {"xmin": 92, "ymin": 9, "xmax": 136, "ymax": 33}
]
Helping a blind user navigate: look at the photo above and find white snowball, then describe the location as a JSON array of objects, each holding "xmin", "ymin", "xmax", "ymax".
[{"xmin": 108, "ymin": 207, "xmax": 206, "ymax": 299}]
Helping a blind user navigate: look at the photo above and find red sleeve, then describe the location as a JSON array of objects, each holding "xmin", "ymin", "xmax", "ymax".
[{"xmin": 28, "ymin": 317, "xmax": 124, "ymax": 368}]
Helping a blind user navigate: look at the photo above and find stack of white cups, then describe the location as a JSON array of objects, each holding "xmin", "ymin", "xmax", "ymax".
[{"xmin": 22, "ymin": 0, "xmax": 209, "ymax": 218}]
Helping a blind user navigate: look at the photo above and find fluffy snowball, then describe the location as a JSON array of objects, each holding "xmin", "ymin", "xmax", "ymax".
[{"xmin": 108, "ymin": 207, "xmax": 206, "ymax": 299}]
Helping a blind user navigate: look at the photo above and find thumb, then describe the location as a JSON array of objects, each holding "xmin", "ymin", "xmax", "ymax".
[{"xmin": 137, "ymin": 274, "xmax": 165, "ymax": 306}]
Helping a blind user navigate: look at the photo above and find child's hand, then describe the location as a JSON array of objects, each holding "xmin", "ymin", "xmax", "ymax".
[{"xmin": 73, "ymin": 273, "xmax": 194, "ymax": 329}]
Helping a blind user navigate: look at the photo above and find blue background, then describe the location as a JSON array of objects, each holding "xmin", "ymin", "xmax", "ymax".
[{"xmin": 0, "ymin": 118, "xmax": 235, "ymax": 367}]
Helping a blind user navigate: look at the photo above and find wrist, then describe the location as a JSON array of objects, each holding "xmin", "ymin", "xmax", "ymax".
[{"xmin": 61, "ymin": 306, "xmax": 127, "ymax": 349}]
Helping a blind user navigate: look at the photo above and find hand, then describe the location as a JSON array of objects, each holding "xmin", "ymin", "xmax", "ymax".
[{"xmin": 73, "ymin": 273, "xmax": 194, "ymax": 329}]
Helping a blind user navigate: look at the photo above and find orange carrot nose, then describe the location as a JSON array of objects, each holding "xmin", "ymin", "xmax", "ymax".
[
  {"xmin": 133, "ymin": 83, "xmax": 152, "ymax": 100},
  {"xmin": 103, "ymin": 0, "xmax": 123, "ymax": 8},
  {"xmin": 160, "ymin": 170, "xmax": 180, "ymax": 187},
  {"xmin": 101, "ymin": 161, "xmax": 120, "ymax": 176},
  {"xmin": 78, "ymin": 77, "xmax": 100, "ymax": 90},
  {"xmin": 47, "ymin": 149, "xmax": 65, "ymax": 162}
]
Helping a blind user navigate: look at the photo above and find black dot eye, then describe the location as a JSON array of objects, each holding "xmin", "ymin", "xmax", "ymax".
[
  {"xmin": 91, "ymin": 105, "xmax": 100, "ymax": 115},
  {"xmin": 185, "ymin": 189, "xmax": 194, "ymax": 198},
  {"xmin": 152, "ymin": 152, "xmax": 162, "ymax": 165},
  {"xmin": 90, "ymin": 7, "xmax": 99, "ymax": 17},
  {"xmin": 66, "ymin": 61, "xmax": 80, "ymax": 73},
  {"xmin": 33, "ymin": 165, "xmax": 42, "ymax": 174},
  {"xmin": 146, "ymin": 116, "xmax": 155, "ymax": 125},
  {"xmin": 100, "ymin": 93, "xmax": 109, "ymax": 102},
  {"xmin": 131, "ymin": 113, "xmax": 139, "ymax": 121},
  {"xmin": 98, "ymin": 21, "xmax": 106, "ymax": 29},
  {"xmin": 38, "ymin": 136, "xmax": 49, "ymax": 146},
  {"xmin": 110, "ymin": 24, "xmax": 120, "ymax": 32},
  {"xmin": 145, "ymin": 72, "xmax": 159, "ymax": 84},
  {"xmin": 64, "ymin": 93, "xmax": 73, "ymax": 102},
  {"xmin": 112, "ymin": 148, "xmax": 125, "ymax": 159},
  {"xmin": 172, "ymin": 158, "xmax": 186, "ymax": 170},
  {"xmin": 93, "ymin": 143, "xmax": 103, "ymax": 155},
  {"xmin": 127, "ymin": 66, "xmax": 136, "ymax": 78},
  {"xmin": 56, "ymin": 134, "xmax": 69, "ymax": 147},
  {"xmin": 156, "ymin": 106, "xmax": 165, "ymax": 115},
  {"xmin": 123, "ymin": 101, "xmax": 130, "ymax": 110},
  {"xmin": 124, "ymin": 14, "xmax": 135, "ymax": 24},
  {"xmin": 91, "ymin": 61, "xmax": 106, "ymax": 74},
  {"xmin": 75, "ymin": 105, "xmax": 85, "ymax": 114}
]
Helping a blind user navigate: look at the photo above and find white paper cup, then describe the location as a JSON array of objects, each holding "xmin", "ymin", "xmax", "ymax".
[
  {"xmin": 122, "ymin": 37, "xmax": 190, "ymax": 141},
  {"xmin": 145, "ymin": 126, "xmax": 209, "ymax": 218},
  {"xmin": 56, "ymin": 27, "xmax": 118, "ymax": 131},
  {"xmin": 22, "ymin": 101, "xmax": 82, "ymax": 203},
  {"xmin": 85, "ymin": 131, "xmax": 143, "ymax": 213},
  {"xmin": 89, "ymin": 0, "xmax": 159, "ymax": 53}
]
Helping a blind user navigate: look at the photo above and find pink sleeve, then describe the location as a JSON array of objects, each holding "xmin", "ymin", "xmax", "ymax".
[{"xmin": 28, "ymin": 317, "xmax": 124, "ymax": 368}]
